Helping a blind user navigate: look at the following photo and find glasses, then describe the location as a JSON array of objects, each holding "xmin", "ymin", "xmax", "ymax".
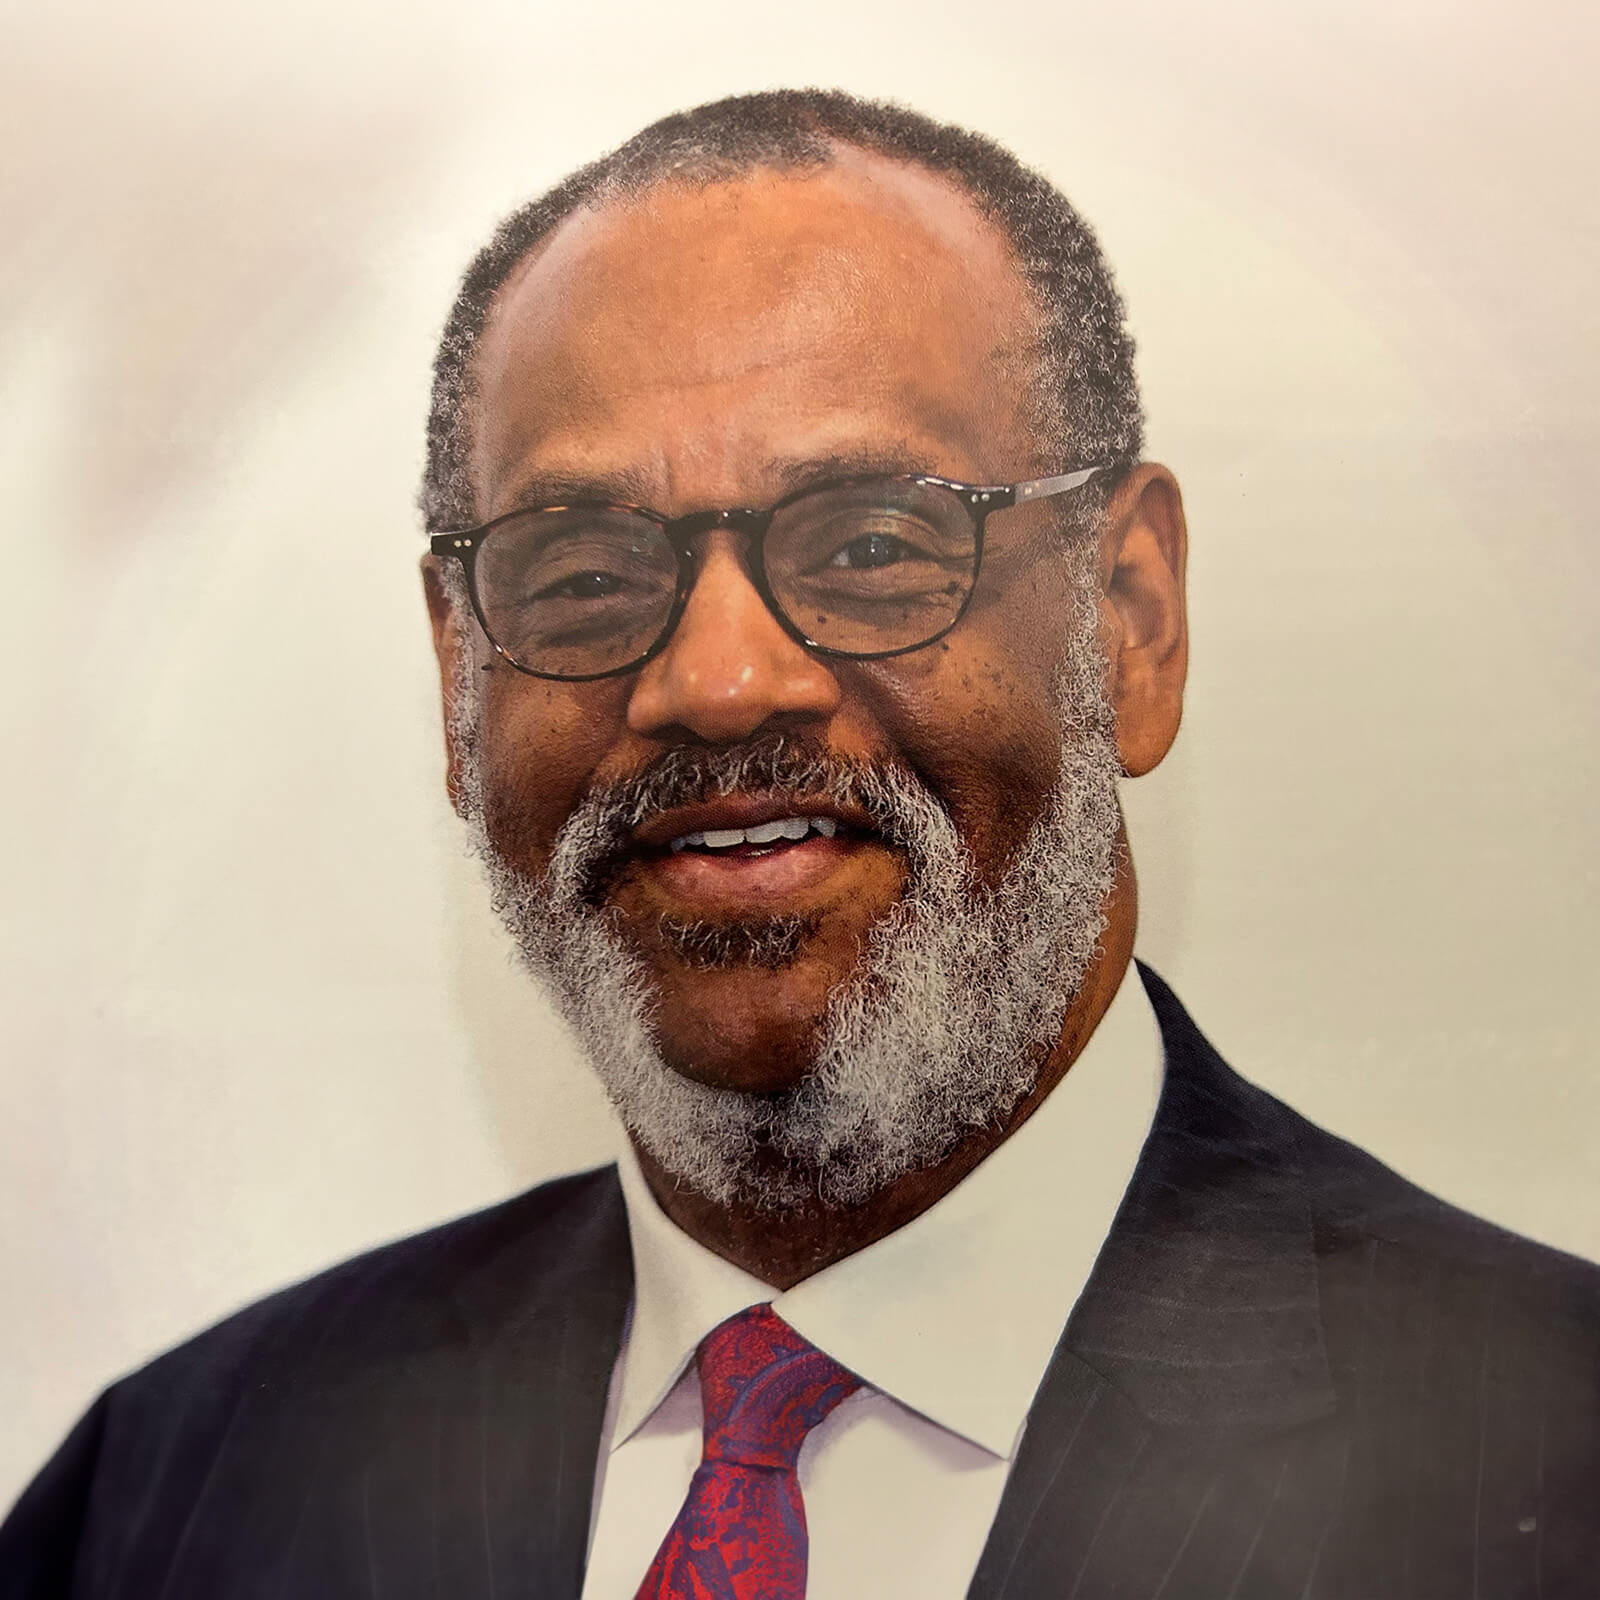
[{"xmin": 428, "ymin": 467, "xmax": 1104, "ymax": 682}]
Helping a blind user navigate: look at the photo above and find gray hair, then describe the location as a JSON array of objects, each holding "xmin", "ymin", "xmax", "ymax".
[
  {"xmin": 419, "ymin": 88, "xmax": 1144, "ymax": 536},
  {"xmin": 450, "ymin": 541, "xmax": 1123, "ymax": 1210}
]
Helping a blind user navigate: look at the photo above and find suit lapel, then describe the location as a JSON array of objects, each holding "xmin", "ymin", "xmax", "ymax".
[
  {"xmin": 334, "ymin": 1166, "xmax": 635, "ymax": 1600},
  {"xmin": 454, "ymin": 1170, "xmax": 634, "ymax": 1598},
  {"xmin": 1067, "ymin": 965, "xmax": 1334, "ymax": 1432},
  {"xmin": 136, "ymin": 1166, "xmax": 634, "ymax": 1600},
  {"xmin": 967, "ymin": 966, "xmax": 1343, "ymax": 1598}
]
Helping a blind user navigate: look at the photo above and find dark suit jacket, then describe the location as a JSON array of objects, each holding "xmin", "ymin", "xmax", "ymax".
[{"xmin": 4, "ymin": 966, "xmax": 1598, "ymax": 1598}]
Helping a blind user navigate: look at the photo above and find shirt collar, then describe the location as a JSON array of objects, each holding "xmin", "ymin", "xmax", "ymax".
[{"xmin": 611, "ymin": 957, "xmax": 1164, "ymax": 1459}]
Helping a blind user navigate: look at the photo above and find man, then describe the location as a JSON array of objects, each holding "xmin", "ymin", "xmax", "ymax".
[{"xmin": 3, "ymin": 88, "xmax": 1596, "ymax": 1599}]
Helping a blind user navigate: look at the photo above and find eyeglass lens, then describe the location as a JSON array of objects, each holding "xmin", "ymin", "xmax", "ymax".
[{"xmin": 471, "ymin": 478, "xmax": 980, "ymax": 678}]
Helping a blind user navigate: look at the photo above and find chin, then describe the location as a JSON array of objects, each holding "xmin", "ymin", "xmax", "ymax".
[
  {"xmin": 620, "ymin": 898, "xmax": 878, "ymax": 1091},
  {"xmin": 648, "ymin": 959, "xmax": 833, "ymax": 1095}
]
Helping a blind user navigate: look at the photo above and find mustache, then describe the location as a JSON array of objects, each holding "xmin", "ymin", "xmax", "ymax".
[{"xmin": 546, "ymin": 732, "xmax": 945, "ymax": 901}]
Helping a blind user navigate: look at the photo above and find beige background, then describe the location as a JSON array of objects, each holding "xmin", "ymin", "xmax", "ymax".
[{"xmin": 2, "ymin": 0, "xmax": 1596, "ymax": 1507}]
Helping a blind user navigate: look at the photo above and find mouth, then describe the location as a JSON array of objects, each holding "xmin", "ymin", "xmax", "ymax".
[
  {"xmin": 614, "ymin": 795, "xmax": 894, "ymax": 915},
  {"xmin": 668, "ymin": 813, "xmax": 841, "ymax": 854}
]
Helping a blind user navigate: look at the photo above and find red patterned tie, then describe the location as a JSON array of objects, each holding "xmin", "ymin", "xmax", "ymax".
[{"xmin": 633, "ymin": 1303, "xmax": 862, "ymax": 1599}]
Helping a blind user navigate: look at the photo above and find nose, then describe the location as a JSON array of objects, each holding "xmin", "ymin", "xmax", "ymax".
[{"xmin": 625, "ymin": 533, "xmax": 842, "ymax": 742}]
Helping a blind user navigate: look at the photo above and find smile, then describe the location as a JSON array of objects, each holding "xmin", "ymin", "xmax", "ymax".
[
  {"xmin": 668, "ymin": 815, "xmax": 840, "ymax": 852},
  {"xmin": 617, "ymin": 795, "xmax": 898, "ymax": 916}
]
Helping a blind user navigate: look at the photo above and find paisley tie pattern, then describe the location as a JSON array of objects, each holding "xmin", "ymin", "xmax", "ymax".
[{"xmin": 633, "ymin": 1303, "xmax": 862, "ymax": 1599}]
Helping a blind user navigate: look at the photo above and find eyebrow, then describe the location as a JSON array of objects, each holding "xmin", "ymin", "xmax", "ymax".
[
  {"xmin": 497, "ymin": 445, "xmax": 941, "ymax": 518},
  {"xmin": 497, "ymin": 467, "xmax": 653, "ymax": 514},
  {"xmin": 767, "ymin": 448, "xmax": 934, "ymax": 496}
]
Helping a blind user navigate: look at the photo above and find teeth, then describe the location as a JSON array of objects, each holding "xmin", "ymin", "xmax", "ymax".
[
  {"xmin": 666, "ymin": 816, "xmax": 842, "ymax": 852},
  {"xmin": 745, "ymin": 816, "xmax": 811, "ymax": 844}
]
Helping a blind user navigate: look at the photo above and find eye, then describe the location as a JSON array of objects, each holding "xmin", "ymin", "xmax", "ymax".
[
  {"xmin": 535, "ymin": 569, "xmax": 630, "ymax": 601},
  {"xmin": 827, "ymin": 532, "xmax": 916, "ymax": 570}
]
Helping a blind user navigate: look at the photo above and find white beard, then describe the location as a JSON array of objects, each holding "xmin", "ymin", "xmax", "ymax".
[{"xmin": 448, "ymin": 558, "xmax": 1123, "ymax": 1211}]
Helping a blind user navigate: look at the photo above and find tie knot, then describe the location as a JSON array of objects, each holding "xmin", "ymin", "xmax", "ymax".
[{"xmin": 696, "ymin": 1305, "xmax": 861, "ymax": 1470}]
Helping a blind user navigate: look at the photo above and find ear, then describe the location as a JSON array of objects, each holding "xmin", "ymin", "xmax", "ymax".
[
  {"xmin": 1096, "ymin": 464, "xmax": 1189, "ymax": 777},
  {"xmin": 421, "ymin": 554, "xmax": 475, "ymax": 816}
]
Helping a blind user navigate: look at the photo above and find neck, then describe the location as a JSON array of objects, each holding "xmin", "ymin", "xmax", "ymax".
[{"xmin": 631, "ymin": 846, "xmax": 1140, "ymax": 1290}]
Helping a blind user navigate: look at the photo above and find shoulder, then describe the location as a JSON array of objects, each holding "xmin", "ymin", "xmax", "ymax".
[
  {"xmin": 117, "ymin": 1159, "xmax": 629, "ymax": 1415},
  {"xmin": 1280, "ymin": 1088, "xmax": 1600, "ymax": 1582},
  {"xmin": 1242, "ymin": 1042, "xmax": 1600, "ymax": 1330},
  {"xmin": 1136, "ymin": 958, "xmax": 1598, "ymax": 1428},
  {"xmin": 1274, "ymin": 1083, "xmax": 1600, "ymax": 1407},
  {"xmin": 1294, "ymin": 1097, "xmax": 1600, "ymax": 1295},
  {"xmin": 0, "ymin": 1165, "xmax": 630, "ymax": 1596},
  {"xmin": 1138, "ymin": 960, "xmax": 1600, "ymax": 1304},
  {"xmin": 1287, "ymin": 1098, "xmax": 1600, "ymax": 1427},
  {"xmin": 1137, "ymin": 965, "xmax": 1599, "ymax": 1578}
]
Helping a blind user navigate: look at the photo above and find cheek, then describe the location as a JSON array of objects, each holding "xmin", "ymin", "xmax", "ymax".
[
  {"xmin": 477, "ymin": 676, "xmax": 626, "ymax": 870},
  {"xmin": 859, "ymin": 621, "xmax": 1070, "ymax": 873}
]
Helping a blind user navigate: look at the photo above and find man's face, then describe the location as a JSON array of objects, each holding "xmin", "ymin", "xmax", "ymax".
[{"xmin": 452, "ymin": 150, "xmax": 1106, "ymax": 1106}]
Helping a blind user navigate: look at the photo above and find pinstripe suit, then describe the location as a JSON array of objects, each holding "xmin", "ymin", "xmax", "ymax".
[{"xmin": 4, "ymin": 966, "xmax": 1597, "ymax": 1598}]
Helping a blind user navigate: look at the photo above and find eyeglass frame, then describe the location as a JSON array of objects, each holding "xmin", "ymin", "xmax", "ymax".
[{"xmin": 428, "ymin": 466, "xmax": 1106, "ymax": 683}]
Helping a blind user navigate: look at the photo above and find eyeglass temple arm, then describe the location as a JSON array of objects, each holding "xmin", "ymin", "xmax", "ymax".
[{"xmin": 1010, "ymin": 466, "xmax": 1103, "ymax": 506}]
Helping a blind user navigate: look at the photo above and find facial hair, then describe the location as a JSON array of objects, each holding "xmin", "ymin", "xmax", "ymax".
[{"xmin": 447, "ymin": 557, "xmax": 1123, "ymax": 1211}]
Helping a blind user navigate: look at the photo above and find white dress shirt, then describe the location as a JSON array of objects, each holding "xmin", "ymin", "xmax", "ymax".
[{"xmin": 580, "ymin": 959, "xmax": 1165, "ymax": 1599}]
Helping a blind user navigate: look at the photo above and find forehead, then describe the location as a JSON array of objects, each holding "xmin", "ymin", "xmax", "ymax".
[{"xmin": 469, "ymin": 148, "xmax": 1045, "ymax": 513}]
